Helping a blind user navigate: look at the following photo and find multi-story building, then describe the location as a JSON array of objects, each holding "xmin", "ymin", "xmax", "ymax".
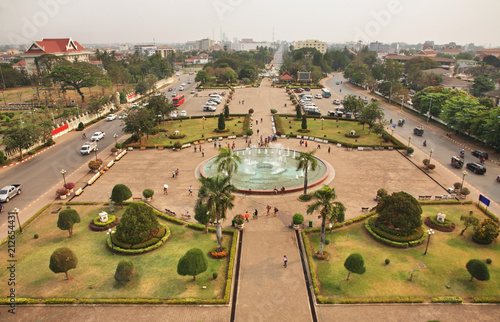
[
  {"xmin": 133, "ymin": 45, "xmax": 157, "ymax": 56},
  {"xmin": 155, "ymin": 45, "xmax": 176, "ymax": 58},
  {"xmin": 293, "ymin": 39, "xmax": 327, "ymax": 54},
  {"xmin": 22, "ymin": 38, "xmax": 90, "ymax": 74},
  {"xmin": 196, "ymin": 38, "xmax": 215, "ymax": 51},
  {"xmin": 232, "ymin": 38, "xmax": 272, "ymax": 51}
]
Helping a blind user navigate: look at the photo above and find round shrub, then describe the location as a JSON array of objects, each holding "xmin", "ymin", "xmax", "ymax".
[
  {"xmin": 293, "ymin": 213, "xmax": 304, "ymax": 225},
  {"xmin": 130, "ymin": 134, "xmax": 140, "ymax": 142},
  {"xmin": 142, "ymin": 188, "xmax": 154, "ymax": 199},
  {"xmin": 115, "ymin": 203, "xmax": 160, "ymax": 245},
  {"xmin": 385, "ymin": 258, "xmax": 390, "ymax": 265},
  {"xmin": 486, "ymin": 258, "xmax": 492, "ymax": 264},
  {"xmin": 246, "ymin": 129, "xmax": 253, "ymax": 136},
  {"xmin": 324, "ymin": 239, "xmax": 330, "ymax": 245},
  {"xmin": 173, "ymin": 141, "xmax": 182, "ymax": 149},
  {"xmin": 115, "ymin": 260, "xmax": 136, "ymax": 284},
  {"xmin": 34, "ymin": 234, "xmax": 39, "ymax": 239},
  {"xmin": 460, "ymin": 187, "xmax": 470, "ymax": 196},
  {"xmin": 248, "ymin": 108, "xmax": 254, "ymax": 114},
  {"xmin": 213, "ymin": 272, "xmax": 218, "ymax": 280},
  {"xmin": 427, "ymin": 164, "xmax": 436, "ymax": 170},
  {"xmin": 407, "ymin": 147, "xmax": 414, "ymax": 154},
  {"xmin": 115, "ymin": 142, "xmax": 122, "ymax": 149}
]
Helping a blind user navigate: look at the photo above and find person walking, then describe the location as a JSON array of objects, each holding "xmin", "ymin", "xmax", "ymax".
[
  {"xmin": 328, "ymin": 146, "xmax": 331, "ymax": 153},
  {"xmin": 244, "ymin": 211, "xmax": 250, "ymax": 222},
  {"xmin": 266, "ymin": 204, "xmax": 271, "ymax": 216},
  {"xmin": 202, "ymin": 149, "xmax": 205, "ymax": 157},
  {"xmin": 253, "ymin": 209, "xmax": 258, "ymax": 220},
  {"xmin": 283, "ymin": 255, "xmax": 288, "ymax": 268},
  {"xmin": 273, "ymin": 207, "xmax": 278, "ymax": 217},
  {"xmin": 172, "ymin": 170, "xmax": 175, "ymax": 178},
  {"xmin": 163, "ymin": 184, "xmax": 168, "ymax": 195},
  {"xmin": 188, "ymin": 185, "xmax": 193, "ymax": 196}
]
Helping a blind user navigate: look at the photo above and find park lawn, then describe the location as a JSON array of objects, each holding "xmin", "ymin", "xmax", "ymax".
[
  {"xmin": 307, "ymin": 204, "xmax": 500, "ymax": 300},
  {"xmin": 140, "ymin": 116, "xmax": 246, "ymax": 146},
  {"xmin": 278, "ymin": 116, "xmax": 393, "ymax": 147},
  {"xmin": 0, "ymin": 203, "xmax": 231, "ymax": 300}
]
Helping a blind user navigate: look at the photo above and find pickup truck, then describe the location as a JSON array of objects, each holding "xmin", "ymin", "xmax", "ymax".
[
  {"xmin": 0, "ymin": 184, "xmax": 22, "ymax": 203},
  {"xmin": 80, "ymin": 141, "xmax": 98, "ymax": 155},
  {"xmin": 91, "ymin": 131, "xmax": 105, "ymax": 142}
]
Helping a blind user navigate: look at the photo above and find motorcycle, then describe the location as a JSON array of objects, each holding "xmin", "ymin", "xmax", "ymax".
[{"xmin": 459, "ymin": 150, "xmax": 465, "ymax": 158}]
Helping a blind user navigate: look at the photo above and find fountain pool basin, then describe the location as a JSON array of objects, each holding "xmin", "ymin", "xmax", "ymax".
[{"xmin": 200, "ymin": 148, "xmax": 329, "ymax": 194}]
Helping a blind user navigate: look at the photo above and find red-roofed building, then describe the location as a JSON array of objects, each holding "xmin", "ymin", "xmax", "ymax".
[
  {"xmin": 279, "ymin": 71, "xmax": 293, "ymax": 82},
  {"xmin": 22, "ymin": 38, "xmax": 91, "ymax": 74},
  {"xmin": 415, "ymin": 49, "xmax": 437, "ymax": 57},
  {"xmin": 12, "ymin": 60, "xmax": 27, "ymax": 72}
]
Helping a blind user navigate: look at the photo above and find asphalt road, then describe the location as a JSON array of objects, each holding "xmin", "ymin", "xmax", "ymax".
[
  {"xmin": 0, "ymin": 113, "xmax": 125, "ymax": 232},
  {"xmin": 324, "ymin": 73, "xmax": 500, "ymax": 207}
]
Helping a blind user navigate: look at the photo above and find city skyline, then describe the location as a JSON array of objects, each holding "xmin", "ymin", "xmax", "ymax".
[{"xmin": 0, "ymin": 0, "xmax": 499, "ymax": 47}]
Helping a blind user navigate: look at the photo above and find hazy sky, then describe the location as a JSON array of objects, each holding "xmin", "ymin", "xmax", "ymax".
[{"xmin": 1, "ymin": 0, "xmax": 499, "ymax": 47}]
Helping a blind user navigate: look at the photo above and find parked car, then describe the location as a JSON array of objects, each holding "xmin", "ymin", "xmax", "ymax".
[
  {"xmin": 180, "ymin": 110, "xmax": 187, "ymax": 117},
  {"xmin": 371, "ymin": 97, "xmax": 378, "ymax": 101},
  {"xmin": 333, "ymin": 99, "xmax": 341, "ymax": 105},
  {"xmin": 91, "ymin": 131, "xmax": 105, "ymax": 142},
  {"xmin": 0, "ymin": 184, "xmax": 22, "ymax": 203},
  {"xmin": 314, "ymin": 94, "xmax": 322, "ymax": 99},
  {"xmin": 172, "ymin": 92, "xmax": 177, "ymax": 97},
  {"xmin": 168, "ymin": 87, "xmax": 173, "ymax": 91},
  {"xmin": 178, "ymin": 86, "xmax": 184, "ymax": 91},
  {"xmin": 106, "ymin": 114, "xmax": 116, "ymax": 121},
  {"xmin": 190, "ymin": 89, "xmax": 195, "ymax": 94},
  {"xmin": 466, "ymin": 162, "xmax": 486, "ymax": 174},
  {"xmin": 471, "ymin": 150, "xmax": 488, "ymax": 160},
  {"xmin": 206, "ymin": 101, "xmax": 217, "ymax": 106},
  {"xmin": 181, "ymin": 83, "xmax": 186, "ymax": 87},
  {"xmin": 170, "ymin": 111, "xmax": 178, "ymax": 118},
  {"xmin": 363, "ymin": 99, "xmax": 369, "ymax": 104},
  {"xmin": 294, "ymin": 88, "xmax": 304, "ymax": 93},
  {"xmin": 203, "ymin": 105, "xmax": 217, "ymax": 112},
  {"xmin": 305, "ymin": 87, "xmax": 311, "ymax": 91},
  {"xmin": 187, "ymin": 79, "xmax": 192, "ymax": 84},
  {"xmin": 80, "ymin": 141, "xmax": 98, "ymax": 155}
]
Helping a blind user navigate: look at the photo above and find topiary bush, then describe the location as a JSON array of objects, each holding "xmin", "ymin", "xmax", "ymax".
[
  {"xmin": 49, "ymin": 247, "xmax": 78, "ymax": 280},
  {"xmin": 213, "ymin": 272, "xmax": 218, "ymax": 280},
  {"xmin": 115, "ymin": 203, "xmax": 160, "ymax": 245},
  {"xmin": 486, "ymin": 258, "xmax": 492, "ymax": 264},
  {"xmin": 115, "ymin": 260, "xmax": 136, "ymax": 284},
  {"xmin": 142, "ymin": 188, "xmax": 154, "ymax": 199},
  {"xmin": 293, "ymin": 213, "xmax": 304, "ymax": 225},
  {"xmin": 173, "ymin": 141, "xmax": 182, "ymax": 149},
  {"xmin": 473, "ymin": 219, "xmax": 499, "ymax": 245},
  {"xmin": 407, "ymin": 147, "xmax": 414, "ymax": 154},
  {"xmin": 177, "ymin": 248, "xmax": 208, "ymax": 280},
  {"xmin": 111, "ymin": 184, "xmax": 132, "ymax": 208},
  {"xmin": 385, "ymin": 258, "xmax": 390, "ymax": 265}
]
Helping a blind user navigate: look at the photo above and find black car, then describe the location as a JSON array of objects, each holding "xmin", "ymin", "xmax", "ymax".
[
  {"xmin": 471, "ymin": 150, "xmax": 488, "ymax": 160},
  {"xmin": 168, "ymin": 88, "xmax": 173, "ymax": 91},
  {"xmin": 305, "ymin": 87, "xmax": 311, "ymax": 91},
  {"xmin": 371, "ymin": 97, "xmax": 378, "ymax": 101},
  {"xmin": 466, "ymin": 162, "xmax": 486, "ymax": 174}
]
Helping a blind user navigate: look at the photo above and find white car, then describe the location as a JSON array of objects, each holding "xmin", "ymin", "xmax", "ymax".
[
  {"xmin": 333, "ymin": 99, "xmax": 341, "ymax": 105},
  {"xmin": 190, "ymin": 89, "xmax": 195, "ymax": 94},
  {"xmin": 91, "ymin": 131, "xmax": 105, "ymax": 142},
  {"xmin": 172, "ymin": 92, "xmax": 177, "ymax": 97},
  {"xmin": 106, "ymin": 114, "xmax": 116, "ymax": 121},
  {"xmin": 203, "ymin": 105, "xmax": 216, "ymax": 112},
  {"xmin": 206, "ymin": 101, "xmax": 217, "ymax": 106},
  {"xmin": 170, "ymin": 111, "xmax": 178, "ymax": 118},
  {"xmin": 181, "ymin": 83, "xmax": 186, "ymax": 87},
  {"xmin": 178, "ymin": 86, "xmax": 184, "ymax": 91},
  {"xmin": 315, "ymin": 94, "xmax": 322, "ymax": 99},
  {"xmin": 176, "ymin": 73, "xmax": 180, "ymax": 76},
  {"xmin": 187, "ymin": 79, "xmax": 192, "ymax": 84},
  {"xmin": 180, "ymin": 110, "xmax": 187, "ymax": 117}
]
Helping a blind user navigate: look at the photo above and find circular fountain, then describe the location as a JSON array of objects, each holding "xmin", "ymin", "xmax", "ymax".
[{"xmin": 200, "ymin": 147, "xmax": 329, "ymax": 194}]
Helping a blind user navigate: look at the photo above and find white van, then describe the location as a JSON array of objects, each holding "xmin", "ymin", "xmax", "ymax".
[{"xmin": 209, "ymin": 94, "xmax": 222, "ymax": 100}]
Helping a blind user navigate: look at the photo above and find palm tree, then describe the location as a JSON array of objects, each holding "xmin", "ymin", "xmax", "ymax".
[
  {"xmin": 215, "ymin": 147, "xmax": 242, "ymax": 182},
  {"xmin": 197, "ymin": 175, "xmax": 236, "ymax": 252},
  {"xmin": 295, "ymin": 150, "xmax": 318, "ymax": 195},
  {"xmin": 306, "ymin": 186, "xmax": 345, "ymax": 255}
]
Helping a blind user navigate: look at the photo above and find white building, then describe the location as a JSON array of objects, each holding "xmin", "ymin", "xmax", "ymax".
[
  {"xmin": 232, "ymin": 38, "xmax": 272, "ymax": 51},
  {"xmin": 133, "ymin": 45, "xmax": 157, "ymax": 56},
  {"xmin": 293, "ymin": 39, "xmax": 327, "ymax": 54}
]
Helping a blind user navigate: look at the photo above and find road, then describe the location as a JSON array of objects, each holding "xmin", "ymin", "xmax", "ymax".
[{"xmin": 324, "ymin": 73, "xmax": 500, "ymax": 207}]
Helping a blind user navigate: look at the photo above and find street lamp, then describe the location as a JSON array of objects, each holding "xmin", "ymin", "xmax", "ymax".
[
  {"xmin": 388, "ymin": 81, "xmax": 393, "ymax": 105},
  {"xmin": 424, "ymin": 229, "xmax": 434, "ymax": 255},
  {"xmin": 12, "ymin": 208, "xmax": 22, "ymax": 233},
  {"xmin": 107, "ymin": 229, "xmax": 115, "ymax": 255},
  {"xmin": 461, "ymin": 170, "xmax": 468, "ymax": 191},
  {"xmin": 428, "ymin": 148, "xmax": 434, "ymax": 165},
  {"xmin": 202, "ymin": 116, "xmax": 205, "ymax": 129},
  {"xmin": 409, "ymin": 269, "xmax": 415, "ymax": 282},
  {"xmin": 321, "ymin": 117, "xmax": 324, "ymax": 130},
  {"xmin": 114, "ymin": 134, "xmax": 118, "ymax": 146},
  {"xmin": 407, "ymin": 135, "xmax": 412, "ymax": 148},
  {"xmin": 60, "ymin": 169, "xmax": 67, "ymax": 188},
  {"xmin": 94, "ymin": 147, "xmax": 99, "ymax": 161}
]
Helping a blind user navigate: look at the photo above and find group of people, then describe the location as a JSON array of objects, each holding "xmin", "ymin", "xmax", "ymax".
[
  {"xmin": 172, "ymin": 168, "xmax": 180, "ymax": 178},
  {"xmin": 274, "ymin": 186, "xmax": 286, "ymax": 194},
  {"xmin": 193, "ymin": 145, "xmax": 205, "ymax": 156}
]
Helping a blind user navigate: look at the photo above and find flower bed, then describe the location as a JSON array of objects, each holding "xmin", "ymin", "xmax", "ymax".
[
  {"xmin": 210, "ymin": 246, "xmax": 228, "ymax": 259},
  {"xmin": 424, "ymin": 216, "xmax": 456, "ymax": 232},
  {"xmin": 88, "ymin": 215, "xmax": 119, "ymax": 232},
  {"xmin": 314, "ymin": 251, "xmax": 329, "ymax": 260}
]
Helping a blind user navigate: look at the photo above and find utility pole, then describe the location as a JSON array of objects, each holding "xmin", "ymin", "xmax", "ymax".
[{"xmin": 0, "ymin": 66, "xmax": 7, "ymax": 107}]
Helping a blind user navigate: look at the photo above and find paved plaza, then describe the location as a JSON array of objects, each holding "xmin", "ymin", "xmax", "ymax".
[{"xmin": 3, "ymin": 79, "xmax": 498, "ymax": 321}]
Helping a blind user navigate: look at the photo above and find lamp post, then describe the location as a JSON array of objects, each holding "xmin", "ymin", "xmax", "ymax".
[
  {"xmin": 409, "ymin": 269, "xmax": 415, "ymax": 282},
  {"xmin": 427, "ymin": 95, "xmax": 432, "ymax": 123},
  {"xmin": 202, "ymin": 116, "xmax": 205, "ymax": 129},
  {"xmin": 12, "ymin": 208, "xmax": 22, "ymax": 233},
  {"xmin": 94, "ymin": 147, "xmax": 99, "ymax": 161},
  {"xmin": 107, "ymin": 229, "xmax": 115, "ymax": 255},
  {"xmin": 400, "ymin": 95, "xmax": 404, "ymax": 111},
  {"xmin": 424, "ymin": 229, "xmax": 434, "ymax": 255},
  {"xmin": 428, "ymin": 148, "xmax": 434, "ymax": 165},
  {"xmin": 60, "ymin": 169, "xmax": 67, "ymax": 188},
  {"xmin": 114, "ymin": 134, "xmax": 118, "ymax": 146},
  {"xmin": 461, "ymin": 170, "xmax": 468, "ymax": 191},
  {"xmin": 321, "ymin": 117, "xmax": 324, "ymax": 130},
  {"xmin": 407, "ymin": 135, "xmax": 412, "ymax": 148}
]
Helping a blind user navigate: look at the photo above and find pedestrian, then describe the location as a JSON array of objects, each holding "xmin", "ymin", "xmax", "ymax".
[
  {"xmin": 256, "ymin": 120, "xmax": 258, "ymax": 125},
  {"xmin": 202, "ymin": 149, "xmax": 205, "ymax": 157},
  {"xmin": 163, "ymin": 184, "xmax": 168, "ymax": 195},
  {"xmin": 317, "ymin": 144, "xmax": 321, "ymax": 149},
  {"xmin": 253, "ymin": 209, "xmax": 258, "ymax": 220},
  {"xmin": 266, "ymin": 204, "xmax": 271, "ymax": 216},
  {"xmin": 239, "ymin": 100, "xmax": 241, "ymax": 104},
  {"xmin": 285, "ymin": 103, "xmax": 287, "ymax": 107},
  {"xmin": 328, "ymin": 146, "xmax": 331, "ymax": 153},
  {"xmin": 172, "ymin": 170, "xmax": 175, "ymax": 178},
  {"xmin": 188, "ymin": 185, "xmax": 193, "ymax": 196},
  {"xmin": 283, "ymin": 255, "xmax": 288, "ymax": 268},
  {"xmin": 219, "ymin": 142, "xmax": 222, "ymax": 148},
  {"xmin": 390, "ymin": 119, "xmax": 392, "ymax": 124},
  {"xmin": 214, "ymin": 141, "xmax": 217, "ymax": 148},
  {"xmin": 305, "ymin": 141, "xmax": 308, "ymax": 148},
  {"xmin": 261, "ymin": 118, "xmax": 263, "ymax": 123},
  {"xmin": 274, "ymin": 207, "xmax": 278, "ymax": 217},
  {"xmin": 176, "ymin": 168, "xmax": 179, "ymax": 177},
  {"xmin": 194, "ymin": 146, "xmax": 197, "ymax": 152},
  {"xmin": 242, "ymin": 100, "xmax": 245, "ymax": 104},
  {"xmin": 244, "ymin": 211, "xmax": 250, "ymax": 222}
]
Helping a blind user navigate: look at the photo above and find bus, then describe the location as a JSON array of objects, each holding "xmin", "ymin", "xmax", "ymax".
[
  {"xmin": 321, "ymin": 88, "xmax": 331, "ymax": 98},
  {"xmin": 172, "ymin": 94, "xmax": 185, "ymax": 107}
]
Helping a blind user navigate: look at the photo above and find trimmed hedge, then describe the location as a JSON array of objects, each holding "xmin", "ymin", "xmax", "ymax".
[
  {"xmin": 367, "ymin": 217, "xmax": 424, "ymax": 242},
  {"xmin": 431, "ymin": 296, "xmax": 463, "ymax": 303},
  {"xmin": 424, "ymin": 216, "xmax": 456, "ymax": 232},
  {"xmin": 302, "ymin": 230, "xmax": 320, "ymax": 295},
  {"xmin": 344, "ymin": 211, "xmax": 376, "ymax": 226},
  {"xmin": 476, "ymin": 203, "xmax": 500, "ymax": 223},
  {"xmin": 472, "ymin": 297, "xmax": 500, "ymax": 303},
  {"xmin": 317, "ymin": 296, "xmax": 425, "ymax": 304},
  {"xmin": 108, "ymin": 224, "xmax": 170, "ymax": 254}
]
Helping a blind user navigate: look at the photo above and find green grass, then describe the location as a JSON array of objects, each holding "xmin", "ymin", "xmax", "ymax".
[
  {"xmin": 277, "ymin": 115, "xmax": 394, "ymax": 146},
  {"xmin": 138, "ymin": 116, "xmax": 246, "ymax": 146},
  {"xmin": 0, "ymin": 204, "xmax": 231, "ymax": 299},
  {"xmin": 307, "ymin": 204, "xmax": 500, "ymax": 300}
]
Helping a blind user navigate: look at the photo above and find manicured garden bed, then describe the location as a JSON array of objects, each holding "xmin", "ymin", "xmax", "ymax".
[{"xmin": 304, "ymin": 204, "xmax": 500, "ymax": 302}]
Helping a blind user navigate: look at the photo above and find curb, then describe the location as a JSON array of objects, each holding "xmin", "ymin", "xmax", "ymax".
[{"xmin": 1, "ymin": 144, "xmax": 56, "ymax": 169}]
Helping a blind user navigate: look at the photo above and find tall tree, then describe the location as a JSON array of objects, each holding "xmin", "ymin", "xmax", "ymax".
[
  {"xmin": 49, "ymin": 62, "xmax": 104, "ymax": 102},
  {"xmin": 295, "ymin": 150, "xmax": 318, "ymax": 195},
  {"xmin": 359, "ymin": 101, "xmax": 385, "ymax": 128},
  {"xmin": 197, "ymin": 175, "xmax": 236, "ymax": 252},
  {"xmin": 215, "ymin": 147, "xmax": 241, "ymax": 181},
  {"xmin": 471, "ymin": 75, "xmax": 495, "ymax": 97},
  {"xmin": 111, "ymin": 184, "xmax": 132, "ymax": 208},
  {"xmin": 306, "ymin": 186, "xmax": 345, "ymax": 255},
  {"xmin": 343, "ymin": 94, "xmax": 365, "ymax": 116},
  {"xmin": 2, "ymin": 124, "xmax": 39, "ymax": 159},
  {"xmin": 148, "ymin": 93, "xmax": 175, "ymax": 123},
  {"xmin": 122, "ymin": 108, "xmax": 156, "ymax": 144}
]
